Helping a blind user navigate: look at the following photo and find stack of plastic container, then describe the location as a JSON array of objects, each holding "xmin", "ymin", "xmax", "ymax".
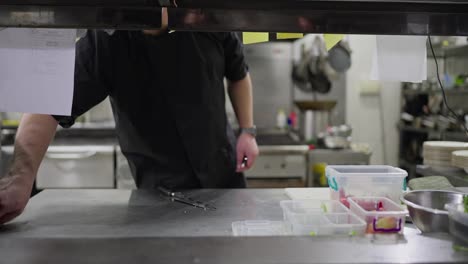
[
  {"xmin": 326, "ymin": 165, "xmax": 408, "ymax": 234},
  {"xmin": 280, "ymin": 200, "xmax": 366, "ymax": 236},
  {"xmin": 325, "ymin": 165, "xmax": 407, "ymax": 206},
  {"xmin": 348, "ymin": 197, "xmax": 407, "ymax": 234},
  {"xmin": 232, "ymin": 200, "xmax": 367, "ymax": 237},
  {"xmin": 232, "ymin": 165, "xmax": 409, "ymax": 236}
]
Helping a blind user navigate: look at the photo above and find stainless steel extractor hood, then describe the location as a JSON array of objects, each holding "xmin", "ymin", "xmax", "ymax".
[{"xmin": 1, "ymin": 0, "xmax": 468, "ymax": 35}]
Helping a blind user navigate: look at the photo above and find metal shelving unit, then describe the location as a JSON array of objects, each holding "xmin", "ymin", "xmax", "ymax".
[
  {"xmin": 398, "ymin": 43, "xmax": 468, "ymax": 178},
  {"xmin": 402, "ymin": 88, "xmax": 468, "ymax": 97},
  {"xmin": 398, "ymin": 124, "xmax": 467, "ymax": 138}
]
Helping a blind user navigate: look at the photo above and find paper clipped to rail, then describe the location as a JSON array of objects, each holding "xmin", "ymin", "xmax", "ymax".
[
  {"xmin": 370, "ymin": 35, "xmax": 427, "ymax": 83},
  {"xmin": 277, "ymin": 33, "xmax": 304, "ymax": 40},
  {"xmin": 242, "ymin": 32, "xmax": 269, "ymax": 45},
  {"xmin": 324, "ymin": 34, "xmax": 344, "ymax": 51},
  {"xmin": 0, "ymin": 28, "xmax": 76, "ymax": 115}
]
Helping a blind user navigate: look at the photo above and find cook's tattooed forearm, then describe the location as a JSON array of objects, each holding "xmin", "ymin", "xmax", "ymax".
[{"xmin": 7, "ymin": 143, "xmax": 34, "ymax": 178}]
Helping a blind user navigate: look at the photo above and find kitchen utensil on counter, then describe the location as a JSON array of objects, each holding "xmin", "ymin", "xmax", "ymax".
[
  {"xmin": 445, "ymin": 203, "xmax": 468, "ymax": 251},
  {"xmin": 317, "ymin": 125, "xmax": 353, "ymax": 149},
  {"xmin": 401, "ymin": 190, "xmax": 465, "ymax": 233},
  {"xmin": 158, "ymin": 187, "xmax": 216, "ymax": 211},
  {"xmin": 320, "ymin": 135, "xmax": 350, "ymax": 149}
]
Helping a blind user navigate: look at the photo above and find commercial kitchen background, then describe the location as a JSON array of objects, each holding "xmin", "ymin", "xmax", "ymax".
[{"xmin": 1, "ymin": 34, "xmax": 467, "ymax": 191}]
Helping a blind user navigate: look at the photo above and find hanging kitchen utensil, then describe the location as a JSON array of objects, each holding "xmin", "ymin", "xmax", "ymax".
[
  {"xmin": 310, "ymin": 72, "xmax": 331, "ymax": 93},
  {"xmin": 328, "ymin": 41, "xmax": 352, "ymax": 73},
  {"xmin": 292, "ymin": 43, "xmax": 314, "ymax": 92},
  {"xmin": 307, "ymin": 37, "xmax": 333, "ymax": 93},
  {"xmin": 308, "ymin": 56, "xmax": 332, "ymax": 94}
]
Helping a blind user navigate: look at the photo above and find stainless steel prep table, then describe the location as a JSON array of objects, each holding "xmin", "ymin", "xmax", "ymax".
[{"xmin": 1, "ymin": 189, "xmax": 467, "ymax": 264}]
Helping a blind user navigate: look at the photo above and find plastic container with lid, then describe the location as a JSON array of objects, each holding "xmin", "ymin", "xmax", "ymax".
[
  {"xmin": 232, "ymin": 220, "xmax": 288, "ymax": 236},
  {"xmin": 280, "ymin": 200, "xmax": 366, "ymax": 236},
  {"xmin": 445, "ymin": 203, "xmax": 468, "ymax": 251},
  {"xmin": 326, "ymin": 165, "xmax": 408, "ymax": 207},
  {"xmin": 348, "ymin": 197, "xmax": 407, "ymax": 234}
]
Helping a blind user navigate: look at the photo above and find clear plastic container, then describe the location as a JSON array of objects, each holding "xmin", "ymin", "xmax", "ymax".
[
  {"xmin": 280, "ymin": 200, "xmax": 366, "ymax": 236},
  {"xmin": 326, "ymin": 165, "xmax": 408, "ymax": 207},
  {"xmin": 348, "ymin": 197, "xmax": 407, "ymax": 234},
  {"xmin": 232, "ymin": 220, "xmax": 288, "ymax": 236},
  {"xmin": 445, "ymin": 203, "xmax": 468, "ymax": 251}
]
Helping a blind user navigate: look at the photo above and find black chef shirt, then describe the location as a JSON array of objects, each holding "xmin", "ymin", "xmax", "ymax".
[{"xmin": 53, "ymin": 30, "xmax": 248, "ymax": 189}]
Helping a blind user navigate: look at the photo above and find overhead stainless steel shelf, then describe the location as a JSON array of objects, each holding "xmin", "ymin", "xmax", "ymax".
[
  {"xmin": 0, "ymin": 6, "xmax": 162, "ymax": 28},
  {"xmin": 168, "ymin": 0, "xmax": 468, "ymax": 35},
  {"xmin": 173, "ymin": 0, "xmax": 468, "ymax": 9},
  {"xmin": 1, "ymin": 0, "xmax": 168, "ymax": 6},
  {"xmin": 0, "ymin": 0, "xmax": 165, "ymax": 28},
  {"xmin": 1, "ymin": 0, "xmax": 468, "ymax": 35}
]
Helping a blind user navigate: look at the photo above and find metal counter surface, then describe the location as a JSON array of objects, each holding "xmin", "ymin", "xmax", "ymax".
[
  {"xmin": 3, "ymin": 189, "xmax": 286, "ymax": 238},
  {"xmin": 0, "ymin": 189, "xmax": 467, "ymax": 264}
]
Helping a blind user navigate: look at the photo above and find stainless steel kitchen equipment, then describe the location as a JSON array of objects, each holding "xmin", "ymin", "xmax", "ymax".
[
  {"xmin": 244, "ymin": 42, "xmax": 293, "ymax": 130},
  {"xmin": 317, "ymin": 124, "xmax": 353, "ymax": 149},
  {"xmin": 402, "ymin": 190, "xmax": 465, "ymax": 233},
  {"xmin": 1, "ymin": 189, "xmax": 467, "ymax": 264},
  {"xmin": 84, "ymin": 98, "xmax": 114, "ymax": 124},
  {"xmin": 245, "ymin": 131, "xmax": 309, "ymax": 184},
  {"xmin": 295, "ymin": 101, "xmax": 337, "ymax": 142},
  {"xmin": 2, "ymin": 145, "xmax": 115, "ymax": 189},
  {"xmin": 245, "ymin": 145, "xmax": 309, "ymax": 179},
  {"xmin": 291, "ymin": 36, "xmax": 347, "ymax": 140},
  {"xmin": 38, "ymin": 145, "xmax": 115, "ymax": 188}
]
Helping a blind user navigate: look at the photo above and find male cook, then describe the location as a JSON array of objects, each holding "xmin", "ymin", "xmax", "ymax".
[{"xmin": 0, "ymin": 9, "xmax": 258, "ymax": 224}]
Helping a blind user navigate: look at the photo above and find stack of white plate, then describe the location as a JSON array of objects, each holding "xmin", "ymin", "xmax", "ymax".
[
  {"xmin": 452, "ymin": 150, "xmax": 468, "ymax": 173},
  {"xmin": 423, "ymin": 141, "xmax": 468, "ymax": 167}
]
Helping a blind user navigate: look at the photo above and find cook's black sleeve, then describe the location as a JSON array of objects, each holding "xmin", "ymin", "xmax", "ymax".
[
  {"xmin": 53, "ymin": 30, "xmax": 110, "ymax": 128},
  {"xmin": 224, "ymin": 33, "xmax": 249, "ymax": 82}
]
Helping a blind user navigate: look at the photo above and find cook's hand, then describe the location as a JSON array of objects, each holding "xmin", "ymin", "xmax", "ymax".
[
  {"xmin": 236, "ymin": 133, "xmax": 259, "ymax": 172},
  {"xmin": 0, "ymin": 174, "xmax": 33, "ymax": 224}
]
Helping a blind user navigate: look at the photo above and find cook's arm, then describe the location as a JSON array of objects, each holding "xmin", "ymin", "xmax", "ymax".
[
  {"xmin": 228, "ymin": 73, "xmax": 254, "ymax": 129},
  {"xmin": 228, "ymin": 73, "xmax": 259, "ymax": 171},
  {"xmin": 0, "ymin": 114, "xmax": 57, "ymax": 224}
]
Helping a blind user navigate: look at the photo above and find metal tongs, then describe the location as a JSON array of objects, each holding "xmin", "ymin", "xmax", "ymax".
[{"xmin": 158, "ymin": 186, "xmax": 216, "ymax": 211}]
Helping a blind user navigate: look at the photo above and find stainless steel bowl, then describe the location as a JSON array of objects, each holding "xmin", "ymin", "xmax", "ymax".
[{"xmin": 402, "ymin": 190, "xmax": 465, "ymax": 233}]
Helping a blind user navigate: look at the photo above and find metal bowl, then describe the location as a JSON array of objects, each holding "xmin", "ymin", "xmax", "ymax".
[{"xmin": 401, "ymin": 190, "xmax": 465, "ymax": 233}]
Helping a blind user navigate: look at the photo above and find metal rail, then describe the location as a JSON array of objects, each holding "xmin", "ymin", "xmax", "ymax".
[{"xmin": 0, "ymin": 0, "xmax": 468, "ymax": 34}]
